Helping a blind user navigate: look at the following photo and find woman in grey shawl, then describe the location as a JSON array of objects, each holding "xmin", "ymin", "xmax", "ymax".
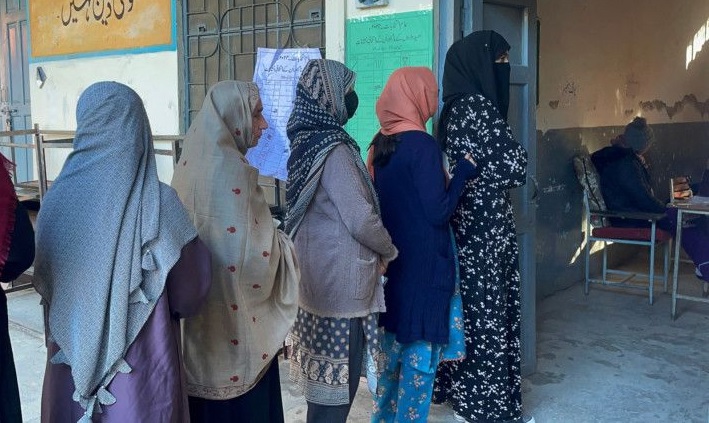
[
  {"xmin": 34, "ymin": 81, "xmax": 212, "ymax": 423},
  {"xmin": 285, "ymin": 59, "xmax": 398, "ymax": 423}
]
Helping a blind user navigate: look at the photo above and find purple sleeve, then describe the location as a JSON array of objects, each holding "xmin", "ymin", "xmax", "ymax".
[{"xmin": 166, "ymin": 237, "xmax": 212, "ymax": 319}]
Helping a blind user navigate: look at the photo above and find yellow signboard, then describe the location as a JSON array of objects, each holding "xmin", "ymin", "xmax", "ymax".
[{"xmin": 30, "ymin": 0, "xmax": 174, "ymax": 59}]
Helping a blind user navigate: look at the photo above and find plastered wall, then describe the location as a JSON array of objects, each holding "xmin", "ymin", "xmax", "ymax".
[
  {"xmin": 27, "ymin": 0, "xmax": 180, "ymax": 182},
  {"xmin": 538, "ymin": 0, "xmax": 709, "ymax": 130},
  {"xmin": 536, "ymin": 0, "xmax": 709, "ymax": 298},
  {"xmin": 29, "ymin": 51, "xmax": 181, "ymax": 183}
]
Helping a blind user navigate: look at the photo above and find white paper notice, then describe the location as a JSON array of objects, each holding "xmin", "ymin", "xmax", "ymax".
[{"xmin": 247, "ymin": 47, "xmax": 322, "ymax": 181}]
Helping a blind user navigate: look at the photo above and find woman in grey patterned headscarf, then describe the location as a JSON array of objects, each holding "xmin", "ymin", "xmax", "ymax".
[
  {"xmin": 34, "ymin": 81, "xmax": 211, "ymax": 423},
  {"xmin": 285, "ymin": 59, "xmax": 397, "ymax": 423}
]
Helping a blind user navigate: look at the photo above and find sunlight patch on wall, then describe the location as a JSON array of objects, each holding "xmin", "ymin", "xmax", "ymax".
[
  {"xmin": 686, "ymin": 17, "xmax": 709, "ymax": 69},
  {"xmin": 569, "ymin": 233, "xmax": 608, "ymax": 265}
]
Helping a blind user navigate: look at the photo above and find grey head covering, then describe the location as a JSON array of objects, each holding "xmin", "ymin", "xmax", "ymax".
[
  {"xmin": 33, "ymin": 81, "xmax": 197, "ymax": 422},
  {"xmin": 623, "ymin": 116, "xmax": 655, "ymax": 153}
]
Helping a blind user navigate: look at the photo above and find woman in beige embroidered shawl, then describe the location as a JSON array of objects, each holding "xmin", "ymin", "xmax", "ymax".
[{"xmin": 171, "ymin": 80, "xmax": 299, "ymax": 422}]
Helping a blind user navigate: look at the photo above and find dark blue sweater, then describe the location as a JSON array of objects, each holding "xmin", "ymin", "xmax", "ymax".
[{"xmin": 374, "ymin": 130, "xmax": 477, "ymax": 344}]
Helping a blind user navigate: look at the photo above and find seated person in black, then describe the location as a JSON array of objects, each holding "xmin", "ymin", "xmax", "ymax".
[
  {"xmin": 592, "ymin": 117, "xmax": 709, "ymax": 282},
  {"xmin": 591, "ymin": 117, "xmax": 664, "ymax": 225}
]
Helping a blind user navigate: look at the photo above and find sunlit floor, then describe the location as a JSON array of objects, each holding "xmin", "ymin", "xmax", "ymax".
[{"xmin": 7, "ymin": 254, "xmax": 709, "ymax": 422}]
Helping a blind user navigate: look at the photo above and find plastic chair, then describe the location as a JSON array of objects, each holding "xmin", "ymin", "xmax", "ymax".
[{"xmin": 573, "ymin": 154, "xmax": 671, "ymax": 304}]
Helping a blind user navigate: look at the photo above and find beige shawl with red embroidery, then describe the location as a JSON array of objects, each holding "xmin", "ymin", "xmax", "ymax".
[{"xmin": 171, "ymin": 80, "xmax": 299, "ymax": 399}]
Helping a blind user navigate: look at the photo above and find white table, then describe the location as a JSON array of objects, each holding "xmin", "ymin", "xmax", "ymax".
[{"xmin": 671, "ymin": 201, "xmax": 709, "ymax": 319}]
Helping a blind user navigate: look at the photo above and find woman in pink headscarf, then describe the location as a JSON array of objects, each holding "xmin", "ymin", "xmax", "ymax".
[{"xmin": 367, "ymin": 67, "xmax": 478, "ymax": 422}]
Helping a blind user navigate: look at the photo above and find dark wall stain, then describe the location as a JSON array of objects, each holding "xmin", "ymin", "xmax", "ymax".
[
  {"xmin": 642, "ymin": 122, "xmax": 709, "ymax": 198},
  {"xmin": 536, "ymin": 127, "xmax": 621, "ymax": 299},
  {"xmin": 549, "ymin": 100, "xmax": 559, "ymax": 110},
  {"xmin": 562, "ymin": 81, "xmax": 578, "ymax": 97},
  {"xmin": 624, "ymin": 109, "xmax": 635, "ymax": 117},
  {"xmin": 624, "ymin": 74, "xmax": 639, "ymax": 99},
  {"xmin": 638, "ymin": 94, "xmax": 709, "ymax": 119}
]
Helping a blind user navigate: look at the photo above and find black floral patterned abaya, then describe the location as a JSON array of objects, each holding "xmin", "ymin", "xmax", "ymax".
[{"xmin": 433, "ymin": 30, "xmax": 528, "ymax": 423}]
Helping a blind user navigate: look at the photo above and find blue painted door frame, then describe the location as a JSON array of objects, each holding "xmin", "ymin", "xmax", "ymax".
[{"xmin": 0, "ymin": 0, "xmax": 32, "ymax": 183}]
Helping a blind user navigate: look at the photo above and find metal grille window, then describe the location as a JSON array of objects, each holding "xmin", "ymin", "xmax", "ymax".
[{"xmin": 183, "ymin": 0, "xmax": 325, "ymax": 125}]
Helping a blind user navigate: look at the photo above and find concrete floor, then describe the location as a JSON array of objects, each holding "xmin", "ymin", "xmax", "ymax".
[{"xmin": 6, "ymin": 257, "xmax": 709, "ymax": 423}]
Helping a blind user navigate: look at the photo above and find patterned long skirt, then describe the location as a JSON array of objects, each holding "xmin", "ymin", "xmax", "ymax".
[{"xmin": 287, "ymin": 308, "xmax": 380, "ymax": 406}]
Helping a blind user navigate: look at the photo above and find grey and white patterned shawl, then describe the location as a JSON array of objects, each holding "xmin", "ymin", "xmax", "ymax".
[
  {"xmin": 33, "ymin": 82, "xmax": 197, "ymax": 422},
  {"xmin": 285, "ymin": 59, "xmax": 378, "ymax": 237}
]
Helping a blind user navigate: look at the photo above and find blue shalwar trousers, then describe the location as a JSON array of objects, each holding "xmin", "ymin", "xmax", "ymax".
[{"xmin": 371, "ymin": 331, "xmax": 442, "ymax": 422}]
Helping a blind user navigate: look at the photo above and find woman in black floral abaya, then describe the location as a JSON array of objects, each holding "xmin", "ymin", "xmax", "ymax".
[{"xmin": 433, "ymin": 30, "xmax": 529, "ymax": 423}]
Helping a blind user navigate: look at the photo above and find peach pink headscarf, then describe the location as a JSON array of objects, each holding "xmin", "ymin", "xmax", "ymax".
[
  {"xmin": 367, "ymin": 67, "xmax": 439, "ymax": 177},
  {"xmin": 376, "ymin": 67, "xmax": 438, "ymax": 135}
]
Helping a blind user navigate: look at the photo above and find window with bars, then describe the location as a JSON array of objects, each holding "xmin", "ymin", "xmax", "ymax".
[{"xmin": 183, "ymin": 0, "xmax": 325, "ymax": 126}]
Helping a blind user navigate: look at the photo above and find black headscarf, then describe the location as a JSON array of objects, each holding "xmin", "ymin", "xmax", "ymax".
[{"xmin": 438, "ymin": 30, "xmax": 511, "ymax": 144}]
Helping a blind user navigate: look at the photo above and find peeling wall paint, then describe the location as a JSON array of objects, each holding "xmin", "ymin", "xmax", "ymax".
[
  {"xmin": 538, "ymin": 0, "xmax": 709, "ymax": 131},
  {"xmin": 638, "ymin": 95, "xmax": 709, "ymax": 119},
  {"xmin": 535, "ymin": 0, "xmax": 709, "ymax": 298},
  {"xmin": 541, "ymin": 182, "xmax": 566, "ymax": 194}
]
